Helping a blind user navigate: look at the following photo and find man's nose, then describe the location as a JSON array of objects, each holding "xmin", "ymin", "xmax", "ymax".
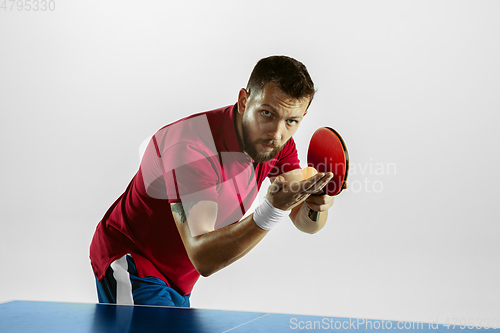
[{"xmin": 268, "ymin": 121, "xmax": 285, "ymax": 142}]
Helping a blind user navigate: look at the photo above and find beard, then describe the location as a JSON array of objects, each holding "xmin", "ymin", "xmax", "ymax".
[{"xmin": 241, "ymin": 120, "xmax": 284, "ymax": 163}]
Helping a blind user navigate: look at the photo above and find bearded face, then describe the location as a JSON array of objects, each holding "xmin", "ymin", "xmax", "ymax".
[
  {"xmin": 237, "ymin": 82, "xmax": 309, "ymax": 164},
  {"xmin": 241, "ymin": 117, "xmax": 285, "ymax": 163}
]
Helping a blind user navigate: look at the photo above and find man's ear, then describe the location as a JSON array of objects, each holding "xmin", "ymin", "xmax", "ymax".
[{"xmin": 237, "ymin": 88, "xmax": 249, "ymax": 115}]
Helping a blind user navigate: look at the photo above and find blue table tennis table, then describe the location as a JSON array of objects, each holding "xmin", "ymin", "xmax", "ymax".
[{"xmin": 0, "ymin": 300, "xmax": 496, "ymax": 332}]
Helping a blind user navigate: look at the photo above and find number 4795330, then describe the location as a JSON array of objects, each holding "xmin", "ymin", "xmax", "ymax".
[{"xmin": 1, "ymin": 0, "xmax": 56, "ymax": 11}]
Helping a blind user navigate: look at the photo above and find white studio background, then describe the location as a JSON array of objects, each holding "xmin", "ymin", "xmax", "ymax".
[{"xmin": 1, "ymin": 0, "xmax": 499, "ymax": 328}]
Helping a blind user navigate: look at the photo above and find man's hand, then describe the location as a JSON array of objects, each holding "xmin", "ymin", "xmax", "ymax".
[
  {"xmin": 269, "ymin": 169, "xmax": 344, "ymax": 234},
  {"xmin": 303, "ymin": 181, "xmax": 348, "ymax": 213},
  {"xmin": 266, "ymin": 172, "xmax": 334, "ymax": 211},
  {"xmin": 304, "ymin": 191, "xmax": 334, "ymax": 213}
]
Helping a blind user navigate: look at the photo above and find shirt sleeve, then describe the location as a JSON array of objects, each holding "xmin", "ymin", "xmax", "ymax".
[
  {"xmin": 140, "ymin": 136, "xmax": 221, "ymax": 203},
  {"xmin": 161, "ymin": 143, "xmax": 220, "ymax": 203},
  {"xmin": 140, "ymin": 114, "xmax": 222, "ymax": 204}
]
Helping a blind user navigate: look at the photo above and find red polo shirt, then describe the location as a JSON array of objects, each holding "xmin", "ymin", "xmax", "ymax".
[{"xmin": 90, "ymin": 104, "xmax": 301, "ymax": 295}]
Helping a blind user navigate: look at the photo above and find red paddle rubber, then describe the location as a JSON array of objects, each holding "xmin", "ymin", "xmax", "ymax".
[{"xmin": 307, "ymin": 127, "xmax": 349, "ymax": 221}]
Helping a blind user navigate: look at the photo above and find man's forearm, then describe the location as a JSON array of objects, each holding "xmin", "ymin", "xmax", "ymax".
[{"xmin": 180, "ymin": 213, "xmax": 268, "ymax": 277}]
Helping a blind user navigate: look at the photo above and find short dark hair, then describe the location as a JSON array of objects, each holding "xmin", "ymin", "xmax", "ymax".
[{"xmin": 246, "ymin": 55, "xmax": 316, "ymax": 108}]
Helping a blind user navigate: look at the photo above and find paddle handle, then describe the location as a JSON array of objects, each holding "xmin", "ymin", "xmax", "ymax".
[
  {"xmin": 307, "ymin": 188, "xmax": 325, "ymax": 222},
  {"xmin": 308, "ymin": 209, "xmax": 320, "ymax": 222}
]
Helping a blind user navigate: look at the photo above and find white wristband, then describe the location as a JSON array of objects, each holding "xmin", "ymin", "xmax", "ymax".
[{"xmin": 253, "ymin": 198, "xmax": 289, "ymax": 230}]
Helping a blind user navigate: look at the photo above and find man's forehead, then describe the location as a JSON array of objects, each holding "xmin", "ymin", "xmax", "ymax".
[{"xmin": 253, "ymin": 82, "xmax": 309, "ymax": 113}]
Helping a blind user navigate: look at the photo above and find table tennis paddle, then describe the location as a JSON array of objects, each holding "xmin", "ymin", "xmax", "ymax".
[{"xmin": 306, "ymin": 127, "xmax": 349, "ymax": 221}]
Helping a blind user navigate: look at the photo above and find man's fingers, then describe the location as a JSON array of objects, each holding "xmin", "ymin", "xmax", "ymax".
[
  {"xmin": 305, "ymin": 194, "xmax": 334, "ymax": 212},
  {"xmin": 301, "ymin": 172, "xmax": 326, "ymax": 188},
  {"xmin": 303, "ymin": 184, "xmax": 335, "ymax": 216},
  {"xmin": 267, "ymin": 172, "xmax": 333, "ymax": 211},
  {"xmin": 303, "ymin": 172, "xmax": 333, "ymax": 194},
  {"xmin": 269, "ymin": 176, "xmax": 285, "ymax": 194}
]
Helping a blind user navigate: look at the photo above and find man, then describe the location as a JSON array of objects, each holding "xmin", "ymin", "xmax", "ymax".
[{"xmin": 90, "ymin": 55, "xmax": 337, "ymax": 307}]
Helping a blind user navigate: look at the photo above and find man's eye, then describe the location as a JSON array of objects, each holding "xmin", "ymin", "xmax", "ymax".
[
  {"xmin": 262, "ymin": 110, "xmax": 272, "ymax": 117},
  {"xmin": 287, "ymin": 119, "xmax": 297, "ymax": 125}
]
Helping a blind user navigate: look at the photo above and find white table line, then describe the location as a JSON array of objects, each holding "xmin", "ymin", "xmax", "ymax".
[{"xmin": 221, "ymin": 313, "xmax": 271, "ymax": 333}]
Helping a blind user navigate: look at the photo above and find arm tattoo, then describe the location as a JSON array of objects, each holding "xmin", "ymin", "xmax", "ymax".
[{"xmin": 170, "ymin": 201, "xmax": 200, "ymax": 223}]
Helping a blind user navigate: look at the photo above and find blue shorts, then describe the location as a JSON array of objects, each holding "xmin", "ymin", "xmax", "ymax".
[{"xmin": 95, "ymin": 254, "xmax": 190, "ymax": 307}]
